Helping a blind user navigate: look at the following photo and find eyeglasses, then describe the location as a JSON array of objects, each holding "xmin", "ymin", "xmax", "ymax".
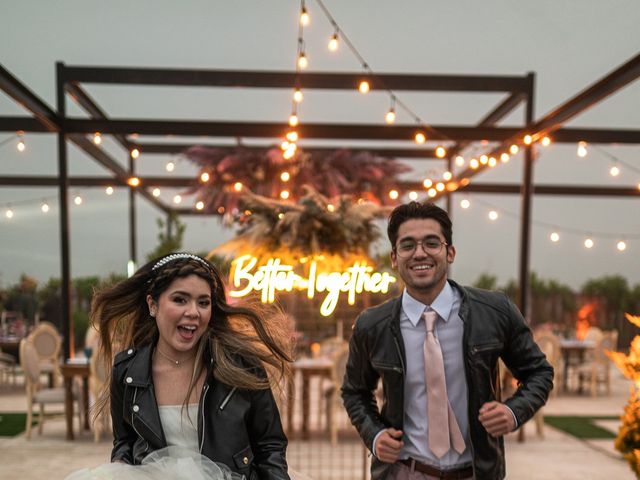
[{"xmin": 395, "ymin": 236, "xmax": 448, "ymax": 258}]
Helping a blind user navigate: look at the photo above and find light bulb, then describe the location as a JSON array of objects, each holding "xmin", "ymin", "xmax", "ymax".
[
  {"xmin": 414, "ymin": 132, "xmax": 426, "ymax": 144},
  {"xmin": 281, "ymin": 141, "xmax": 290, "ymax": 151},
  {"xmin": 297, "ymin": 53, "xmax": 308, "ymax": 69},
  {"xmin": 500, "ymin": 153, "xmax": 510, "ymax": 163},
  {"xmin": 460, "ymin": 199, "xmax": 470, "ymax": 209},
  {"xmin": 173, "ymin": 195, "xmax": 182, "ymax": 204},
  {"xmin": 408, "ymin": 191, "xmax": 418, "ymax": 201},
  {"xmin": 455, "ymin": 155, "xmax": 465, "ymax": 167},
  {"xmin": 5, "ymin": 208, "xmax": 14, "ymax": 219},
  {"xmin": 280, "ymin": 190, "xmax": 290, "ymax": 200},
  {"xmin": 93, "ymin": 132, "xmax": 102, "ymax": 145},
  {"xmin": 293, "ymin": 89, "xmax": 303, "ymax": 103},
  {"xmin": 127, "ymin": 177, "xmax": 140, "ymax": 187},
  {"xmin": 217, "ymin": 206, "xmax": 225, "ymax": 214},
  {"xmin": 480, "ymin": 155, "xmax": 488, "ymax": 165},
  {"xmin": 617, "ymin": 241, "xmax": 627, "ymax": 252},
  {"xmin": 427, "ymin": 188, "xmax": 437, "ymax": 198},
  {"xmin": 541, "ymin": 136, "xmax": 551, "ymax": 147},
  {"xmin": 74, "ymin": 196, "xmax": 83, "ymax": 205},
  {"xmin": 131, "ymin": 148, "xmax": 140, "ymax": 159},
  {"xmin": 609, "ymin": 165, "xmax": 620, "ymax": 177},
  {"xmin": 442, "ymin": 171, "xmax": 452, "ymax": 181},
  {"xmin": 488, "ymin": 210, "xmax": 498, "ymax": 221},
  {"xmin": 584, "ymin": 238, "xmax": 594, "ymax": 249},
  {"xmin": 105, "ymin": 186, "xmax": 114, "ymax": 195},
  {"xmin": 41, "ymin": 202, "xmax": 50, "ymax": 213},
  {"xmin": 289, "ymin": 114, "xmax": 299, "ymax": 127},
  {"xmin": 389, "ymin": 190, "xmax": 399, "ymax": 200},
  {"xmin": 358, "ymin": 80, "xmax": 370, "ymax": 94},
  {"xmin": 286, "ymin": 131, "xmax": 298, "ymax": 142},
  {"xmin": 488, "ymin": 157, "xmax": 497, "ymax": 167},
  {"xmin": 166, "ymin": 161, "xmax": 175, "ymax": 172},
  {"xmin": 469, "ymin": 158, "xmax": 479, "ymax": 169},
  {"xmin": 422, "ymin": 178, "xmax": 433, "ymax": 188},
  {"xmin": 280, "ymin": 171, "xmax": 290, "ymax": 182},
  {"xmin": 300, "ymin": 7, "xmax": 309, "ymax": 25},
  {"xmin": 435, "ymin": 146, "xmax": 446, "ymax": 158},
  {"xmin": 577, "ymin": 141, "xmax": 588, "ymax": 158},
  {"xmin": 550, "ymin": 232, "xmax": 560, "ymax": 242},
  {"xmin": 200, "ymin": 172, "xmax": 210, "ymax": 182},
  {"xmin": 17, "ymin": 139, "xmax": 25, "ymax": 152},
  {"xmin": 523, "ymin": 135, "xmax": 533, "ymax": 145},
  {"xmin": 195, "ymin": 201, "xmax": 204, "ymax": 210},
  {"xmin": 327, "ymin": 204, "xmax": 335, "ymax": 212},
  {"xmin": 385, "ymin": 109, "xmax": 396, "ymax": 124},
  {"xmin": 435, "ymin": 182, "xmax": 445, "ymax": 192},
  {"xmin": 152, "ymin": 188, "xmax": 161, "ymax": 197},
  {"xmin": 233, "ymin": 182, "xmax": 243, "ymax": 192},
  {"xmin": 510, "ymin": 144, "xmax": 519, "ymax": 155},
  {"xmin": 328, "ymin": 34, "xmax": 339, "ymax": 51}
]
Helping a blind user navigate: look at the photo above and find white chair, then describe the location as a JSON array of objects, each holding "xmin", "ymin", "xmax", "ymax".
[
  {"xmin": 323, "ymin": 344, "xmax": 349, "ymax": 444},
  {"xmin": 531, "ymin": 331, "xmax": 562, "ymax": 438},
  {"xmin": 26, "ymin": 322, "xmax": 62, "ymax": 387},
  {"xmin": 0, "ymin": 347, "xmax": 17, "ymax": 385},
  {"xmin": 576, "ymin": 330, "xmax": 617, "ymax": 396},
  {"xmin": 20, "ymin": 340, "xmax": 81, "ymax": 439}
]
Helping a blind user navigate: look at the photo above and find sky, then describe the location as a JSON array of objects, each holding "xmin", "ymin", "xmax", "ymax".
[{"xmin": 0, "ymin": 0, "xmax": 639, "ymax": 292}]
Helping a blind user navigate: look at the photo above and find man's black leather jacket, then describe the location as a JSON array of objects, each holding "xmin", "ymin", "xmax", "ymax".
[
  {"xmin": 341, "ymin": 280, "xmax": 554, "ymax": 480},
  {"xmin": 110, "ymin": 343, "xmax": 290, "ymax": 480}
]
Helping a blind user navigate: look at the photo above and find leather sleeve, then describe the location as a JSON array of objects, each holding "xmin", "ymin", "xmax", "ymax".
[
  {"xmin": 500, "ymin": 295, "xmax": 554, "ymax": 425},
  {"xmin": 341, "ymin": 315, "xmax": 387, "ymax": 451},
  {"xmin": 247, "ymin": 386, "xmax": 291, "ymax": 480},
  {"xmin": 110, "ymin": 362, "xmax": 137, "ymax": 464}
]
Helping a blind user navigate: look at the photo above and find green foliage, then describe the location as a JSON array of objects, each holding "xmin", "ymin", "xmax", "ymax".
[
  {"xmin": 472, "ymin": 273, "xmax": 498, "ymax": 290},
  {"xmin": 145, "ymin": 213, "xmax": 186, "ymax": 262}
]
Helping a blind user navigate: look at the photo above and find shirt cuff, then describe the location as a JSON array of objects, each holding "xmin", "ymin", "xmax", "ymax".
[
  {"xmin": 372, "ymin": 429, "xmax": 386, "ymax": 457},
  {"xmin": 505, "ymin": 405, "xmax": 519, "ymax": 429}
]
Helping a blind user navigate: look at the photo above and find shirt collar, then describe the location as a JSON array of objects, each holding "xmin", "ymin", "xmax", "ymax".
[{"xmin": 401, "ymin": 281, "xmax": 455, "ymax": 327}]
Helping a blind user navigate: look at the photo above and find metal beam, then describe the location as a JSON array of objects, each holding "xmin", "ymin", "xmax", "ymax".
[
  {"xmin": 0, "ymin": 116, "xmax": 51, "ymax": 132},
  {"xmin": 63, "ymin": 66, "xmax": 530, "ymax": 92},
  {"xmin": 0, "ymin": 65, "xmax": 59, "ymax": 132}
]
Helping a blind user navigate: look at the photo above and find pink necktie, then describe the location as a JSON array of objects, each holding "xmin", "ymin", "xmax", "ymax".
[{"xmin": 422, "ymin": 309, "xmax": 466, "ymax": 458}]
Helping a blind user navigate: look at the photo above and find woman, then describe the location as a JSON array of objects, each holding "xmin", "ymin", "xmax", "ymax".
[{"xmin": 69, "ymin": 253, "xmax": 293, "ymax": 480}]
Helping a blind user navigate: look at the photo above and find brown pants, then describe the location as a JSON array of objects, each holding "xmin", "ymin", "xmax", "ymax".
[{"xmin": 387, "ymin": 462, "xmax": 475, "ymax": 480}]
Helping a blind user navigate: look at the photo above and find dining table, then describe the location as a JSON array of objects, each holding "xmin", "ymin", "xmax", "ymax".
[
  {"xmin": 61, "ymin": 359, "xmax": 91, "ymax": 440},
  {"xmin": 286, "ymin": 356, "xmax": 334, "ymax": 439},
  {"xmin": 558, "ymin": 338, "xmax": 596, "ymax": 394}
]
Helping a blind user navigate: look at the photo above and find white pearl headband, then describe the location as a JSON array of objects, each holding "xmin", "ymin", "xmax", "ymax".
[{"xmin": 151, "ymin": 253, "xmax": 209, "ymax": 271}]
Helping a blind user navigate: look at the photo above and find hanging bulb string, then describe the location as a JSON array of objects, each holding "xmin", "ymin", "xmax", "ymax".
[
  {"xmin": 311, "ymin": 0, "xmax": 452, "ymax": 142},
  {"xmin": 0, "ymin": 134, "xmax": 19, "ymax": 149},
  {"xmin": 589, "ymin": 144, "xmax": 640, "ymax": 175},
  {"xmin": 472, "ymin": 196, "xmax": 640, "ymax": 240}
]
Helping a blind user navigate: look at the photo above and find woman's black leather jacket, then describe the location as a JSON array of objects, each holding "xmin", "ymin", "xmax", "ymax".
[{"xmin": 110, "ymin": 343, "xmax": 290, "ymax": 480}]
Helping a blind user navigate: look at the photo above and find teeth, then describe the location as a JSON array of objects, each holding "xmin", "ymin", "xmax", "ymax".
[
  {"xmin": 180, "ymin": 325, "xmax": 196, "ymax": 331},
  {"xmin": 413, "ymin": 265, "xmax": 433, "ymax": 270}
]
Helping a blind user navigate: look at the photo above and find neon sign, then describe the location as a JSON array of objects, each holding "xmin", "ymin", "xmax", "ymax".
[{"xmin": 229, "ymin": 254, "xmax": 396, "ymax": 316}]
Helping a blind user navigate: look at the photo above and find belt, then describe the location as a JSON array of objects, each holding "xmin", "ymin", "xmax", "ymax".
[{"xmin": 399, "ymin": 458, "xmax": 473, "ymax": 479}]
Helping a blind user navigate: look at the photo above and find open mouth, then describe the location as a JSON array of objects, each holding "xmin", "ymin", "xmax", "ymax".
[
  {"xmin": 411, "ymin": 264, "xmax": 434, "ymax": 271},
  {"xmin": 177, "ymin": 324, "xmax": 197, "ymax": 339}
]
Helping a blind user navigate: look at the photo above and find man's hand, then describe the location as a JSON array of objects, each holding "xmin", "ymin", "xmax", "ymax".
[
  {"xmin": 478, "ymin": 401, "xmax": 516, "ymax": 437},
  {"xmin": 374, "ymin": 428, "xmax": 404, "ymax": 464}
]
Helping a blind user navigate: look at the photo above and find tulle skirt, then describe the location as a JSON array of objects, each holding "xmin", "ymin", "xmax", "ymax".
[{"xmin": 65, "ymin": 446, "xmax": 243, "ymax": 480}]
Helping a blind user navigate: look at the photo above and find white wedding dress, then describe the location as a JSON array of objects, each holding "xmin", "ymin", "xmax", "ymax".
[{"xmin": 65, "ymin": 404, "xmax": 241, "ymax": 480}]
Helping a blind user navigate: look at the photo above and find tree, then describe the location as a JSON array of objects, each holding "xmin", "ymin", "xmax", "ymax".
[
  {"xmin": 145, "ymin": 213, "xmax": 186, "ymax": 262},
  {"xmin": 581, "ymin": 275, "xmax": 631, "ymax": 346},
  {"xmin": 472, "ymin": 273, "xmax": 498, "ymax": 290}
]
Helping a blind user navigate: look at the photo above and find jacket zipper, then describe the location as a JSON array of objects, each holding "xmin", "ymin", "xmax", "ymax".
[
  {"xmin": 219, "ymin": 387, "xmax": 237, "ymax": 411},
  {"xmin": 130, "ymin": 387, "xmax": 150, "ymax": 457},
  {"xmin": 199, "ymin": 383, "xmax": 210, "ymax": 453},
  {"xmin": 470, "ymin": 342, "xmax": 503, "ymax": 354}
]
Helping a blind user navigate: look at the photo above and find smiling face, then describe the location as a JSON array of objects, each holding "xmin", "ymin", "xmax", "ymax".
[
  {"xmin": 146, "ymin": 274, "xmax": 212, "ymax": 359},
  {"xmin": 390, "ymin": 218, "xmax": 455, "ymax": 305}
]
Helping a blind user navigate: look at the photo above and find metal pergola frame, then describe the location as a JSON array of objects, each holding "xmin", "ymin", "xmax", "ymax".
[{"xmin": 1, "ymin": 53, "xmax": 639, "ymax": 358}]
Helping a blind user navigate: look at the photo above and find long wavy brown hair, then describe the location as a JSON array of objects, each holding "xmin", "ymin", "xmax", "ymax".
[{"xmin": 92, "ymin": 253, "xmax": 293, "ymax": 421}]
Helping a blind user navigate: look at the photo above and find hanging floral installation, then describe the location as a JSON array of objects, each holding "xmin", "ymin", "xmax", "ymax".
[{"xmin": 183, "ymin": 145, "xmax": 411, "ymax": 215}]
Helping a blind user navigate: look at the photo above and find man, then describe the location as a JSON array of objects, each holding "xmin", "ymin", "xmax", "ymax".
[{"xmin": 342, "ymin": 202, "xmax": 553, "ymax": 480}]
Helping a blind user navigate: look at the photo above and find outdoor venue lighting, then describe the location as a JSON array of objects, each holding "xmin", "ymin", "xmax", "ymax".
[
  {"xmin": 74, "ymin": 196, "xmax": 83, "ymax": 205},
  {"xmin": 455, "ymin": 156, "xmax": 465, "ymax": 167},
  {"xmin": 610, "ymin": 165, "xmax": 620, "ymax": 177},
  {"xmin": 358, "ymin": 80, "xmax": 370, "ymax": 94},
  {"xmin": 523, "ymin": 135, "xmax": 533, "ymax": 145},
  {"xmin": 280, "ymin": 190, "xmax": 290, "ymax": 199},
  {"xmin": 93, "ymin": 132, "xmax": 102, "ymax": 145},
  {"xmin": 286, "ymin": 131, "xmax": 298, "ymax": 142},
  {"xmin": 408, "ymin": 191, "xmax": 418, "ymax": 201},
  {"xmin": 480, "ymin": 155, "xmax": 488, "ymax": 165},
  {"xmin": 500, "ymin": 153, "xmax": 510, "ymax": 163},
  {"xmin": 435, "ymin": 182, "xmax": 445, "ymax": 192},
  {"xmin": 442, "ymin": 171, "xmax": 452, "ymax": 181},
  {"xmin": 550, "ymin": 232, "xmax": 560, "ymax": 242},
  {"xmin": 166, "ymin": 161, "xmax": 175, "ymax": 172},
  {"xmin": 233, "ymin": 182, "xmax": 243, "ymax": 192},
  {"xmin": 488, "ymin": 210, "xmax": 498, "ymax": 221},
  {"xmin": 17, "ymin": 137, "xmax": 25, "ymax": 152},
  {"xmin": 328, "ymin": 33, "xmax": 339, "ymax": 51},
  {"xmin": 300, "ymin": 6, "xmax": 309, "ymax": 25},
  {"xmin": 152, "ymin": 188, "xmax": 161, "ymax": 197},
  {"xmin": 173, "ymin": 195, "xmax": 182, "ymax": 204},
  {"xmin": 427, "ymin": 188, "xmax": 437, "ymax": 197},
  {"xmin": 280, "ymin": 171, "xmax": 291, "ymax": 182},
  {"xmin": 414, "ymin": 132, "xmax": 426, "ymax": 144},
  {"xmin": 289, "ymin": 114, "xmax": 299, "ymax": 126},
  {"xmin": 41, "ymin": 202, "xmax": 49, "ymax": 213},
  {"xmin": 5, "ymin": 208, "xmax": 14, "ymax": 219},
  {"xmin": 488, "ymin": 157, "xmax": 497, "ymax": 167},
  {"xmin": 617, "ymin": 241, "xmax": 627, "ymax": 252},
  {"xmin": 297, "ymin": 52, "xmax": 308, "ymax": 69},
  {"xmin": 200, "ymin": 172, "xmax": 210, "ymax": 182},
  {"xmin": 584, "ymin": 238, "xmax": 594, "ymax": 249},
  {"xmin": 510, "ymin": 144, "xmax": 519, "ymax": 154},
  {"xmin": 385, "ymin": 108, "xmax": 396, "ymax": 124},
  {"xmin": 196, "ymin": 201, "xmax": 204, "ymax": 210},
  {"xmin": 460, "ymin": 199, "xmax": 470, "ymax": 209},
  {"xmin": 127, "ymin": 177, "xmax": 140, "ymax": 187},
  {"xmin": 293, "ymin": 89, "xmax": 303, "ymax": 103},
  {"xmin": 435, "ymin": 146, "xmax": 446, "ymax": 158},
  {"xmin": 131, "ymin": 148, "xmax": 140, "ymax": 159},
  {"xmin": 422, "ymin": 178, "xmax": 433, "ymax": 188},
  {"xmin": 105, "ymin": 186, "xmax": 114, "ymax": 195},
  {"xmin": 389, "ymin": 189, "xmax": 399, "ymax": 200},
  {"xmin": 541, "ymin": 136, "xmax": 552, "ymax": 146},
  {"xmin": 577, "ymin": 141, "xmax": 588, "ymax": 157},
  {"xmin": 469, "ymin": 158, "xmax": 479, "ymax": 169}
]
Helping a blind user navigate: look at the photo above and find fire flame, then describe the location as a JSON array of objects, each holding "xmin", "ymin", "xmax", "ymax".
[{"xmin": 575, "ymin": 302, "xmax": 597, "ymax": 340}]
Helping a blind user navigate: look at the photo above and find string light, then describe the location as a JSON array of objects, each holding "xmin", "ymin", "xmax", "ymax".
[
  {"xmin": 617, "ymin": 241, "xmax": 627, "ymax": 252},
  {"xmin": 289, "ymin": 114, "xmax": 299, "ymax": 127},
  {"xmin": 280, "ymin": 171, "xmax": 291, "ymax": 182},
  {"xmin": 105, "ymin": 186, "xmax": 114, "ymax": 195},
  {"xmin": 510, "ymin": 144, "xmax": 519, "ymax": 155},
  {"xmin": 442, "ymin": 171, "xmax": 452, "ymax": 181},
  {"xmin": 408, "ymin": 191, "xmax": 418, "ymax": 201},
  {"xmin": 460, "ymin": 199, "xmax": 470, "ymax": 209},
  {"xmin": 577, "ymin": 141, "xmax": 588, "ymax": 158},
  {"xmin": 584, "ymin": 238, "xmax": 594, "ymax": 249},
  {"xmin": 328, "ymin": 32, "xmax": 339, "ymax": 51},
  {"xmin": 173, "ymin": 195, "xmax": 182, "ymax": 204},
  {"xmin": 74, "ymin": 196, "xmax": 83, "ymax": 206},
  {"xmin": 479, "ymin": 154, "xmax": 488, "ymax": 165},
  {"xmin": 500, "ymin": 153, "xmax": 510, "ymax": 163},
  {"xmin": 233, "ymin": 182, "xmax": 243, "ymax": 192},
  {"xmin": 127, "ymin": 177, "xmax": 140, "ymax": 187},
  {"xmin": 435, "ymin": 146, "xmax": 446, "ymax": 158},
  {"xmin": 195, "ymin": 201, "xmax": 204, "ymax": 210},
  {"xmin": 286, "ymin": 131, "xmax": 299, "ymax": 142},
  {"xmin": 488, "ymin": 157, "xmax": 497, "ymax": 168},
  {"xmin": 427, "ymin": 188, "xmax": 437, "ymax": 198},
  {"xmin": 385, "ymin": 96, "xmax": 396, "ymax": 124},
  {"xmin": 327, "ymin": 203, "xmax": 335, "ymax": 212},
  {"xmin": 280, "ymin": 190, "xmax": 290, "ymax": 199},
  {"xmin": 293, "ymin": 88, "xmax": 303, "ymax": 103},
  {"xmin": 550, "ymin": 232, "xmax": 560, "ymax": 242},
  {"xmin": 297, "ymin": 52, "xmax": 308, "ymax": 69},
  {"xmin": 469, "ymin": 158, "xmax": 479, "ymax": 169},
  {"xmin": 152, "ymin": 188, "xmax": 161, "ymax": 197},
  {"xmin": 17, "ymin": 135, "xmax": 25, "ymax": 152},
  {"xmin": 422, "ymin": 178, "xmax": 433, "ymax": 188},
  {"xmin": 200, "ymin": 172, "xmax": 210, "ymax": 182},
  {"xmin": 217, "ymin": 206, "xmax": 225, "ymax": 214},
  {"xmin": 41, "ymin": 202, "xmax": 50, "ymax": 213},
  {"xmin": 388, "ymin": 190, "xmax": 399, "ymax": 200},
  {"xmin": 358, "ymin": 79, "xmax": 370, "ymax": 94},
  {"xmin": 523, "ymin": 135, "xmax": 533, "ymax": 145},
  {"xmin": 166, "ymin": 161, "xmax": 175, "ymax": 172},
  {"xmin": 414, "ymin": 132, "xmax": 426, "ymax": 144},
  {"xmin": 455, "ymin": 156, "xmax": 465, "ymax": 167},
  {"xmin": 488, "ymin": 210, "xmax": 499, "ymax": 221},
  {"xmin": 609, "ymin": 164, "xmax": 620, "ymax": 177},
  {"xmin": 93, "ymin": 132, "xmax": 102, "ymax": 145},
  {"xmin": 5, "ymin": 208, "xmax": 14, "ymax": 219},
  {"xmin": 435, "ymin": 182, "xmax": 445, "ymax": 192},
  {"xmin": 130, "ymin": 148, "xmax": 140, "ymax": 159},
  {"xmin": 300, "ymin": 3, "xmax": 310, "ymax": 25},
  {"xmin": 541, "ymin": 136, "xmax": 552, "ymax": 147}
]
